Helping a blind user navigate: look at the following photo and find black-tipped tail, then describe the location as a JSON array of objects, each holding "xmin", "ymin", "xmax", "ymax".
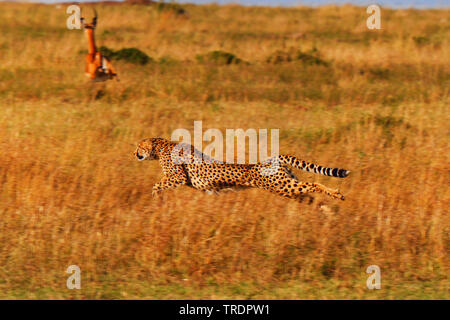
[
  {"xmin": 335, "ymin": 169, "xmax": 350, "ymax": 178},
  {"xmin": 278, "ymin": 155, "xmax": 350, "ymax": 178},
  {"xmin": 323, "ymin": 167, "xmax": 350, "ymax": 178}
]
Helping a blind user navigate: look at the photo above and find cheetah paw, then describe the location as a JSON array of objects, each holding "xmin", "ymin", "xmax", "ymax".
[
  {"xmin": 334, "ymin": 189, "xmax": 345, "ymax": 201},
  {"xmin": 152, "ymin": 189, "xmax": 161, "ymax": 198}
]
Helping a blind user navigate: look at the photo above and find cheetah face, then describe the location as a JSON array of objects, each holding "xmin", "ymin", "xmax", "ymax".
[
  {"xmin": 135, "ymin": 140, "xmax": 157, "ymax": 161},
  {"xmin": 135, "ymin": 146, "xmax": 150, "ymax": 161}
]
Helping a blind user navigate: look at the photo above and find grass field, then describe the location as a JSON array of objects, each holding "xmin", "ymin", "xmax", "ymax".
[{"xmin": 0, "ymin": 2, "xmax": 448, "ymax": 299}]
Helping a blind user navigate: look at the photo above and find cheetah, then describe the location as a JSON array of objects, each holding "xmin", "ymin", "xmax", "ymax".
[{"xmin": 134, "ymin": 137, "xmax": 350, "ymax": 201}]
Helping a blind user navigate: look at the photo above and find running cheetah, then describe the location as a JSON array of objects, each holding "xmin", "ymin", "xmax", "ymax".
[{"xmin": 135, "ymin": 137, "xmax": 350, "ymax": 201}]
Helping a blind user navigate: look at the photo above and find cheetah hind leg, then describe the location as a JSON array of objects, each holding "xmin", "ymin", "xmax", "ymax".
[
  {"xmin": 198, "ymin": 183, "xmax": 222, "ymax": 195},
  {"xmin": 273, "ymin": 179, "xmax": 345, "ymax": 202},
  {"xmin": 298, "ymin": 182, "xmax": 345, "ymax": 201},
  {"xmin": 204, "ymin": 189, "xmax": 220, "ymax": 195}
]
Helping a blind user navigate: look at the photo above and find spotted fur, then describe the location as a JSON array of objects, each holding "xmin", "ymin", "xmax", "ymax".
[{"xmin": 135, "ymin": 137, "xmax": 350, "ymax": 201}]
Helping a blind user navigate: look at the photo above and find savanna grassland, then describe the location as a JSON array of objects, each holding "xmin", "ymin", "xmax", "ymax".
[{"xmin": 0, "ymin": 2, "xmax": 448, "ymax": 299}]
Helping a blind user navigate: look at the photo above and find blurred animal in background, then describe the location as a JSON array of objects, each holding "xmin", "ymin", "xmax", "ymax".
[{"xmin": 80, "ymin": 8, "xmax": 119, "ymax": 82}]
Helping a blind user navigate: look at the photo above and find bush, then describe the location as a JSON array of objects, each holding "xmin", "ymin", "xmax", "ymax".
[
  {"xmin": 368, "ymin": 67, "xmax": 390, "ymax": 80},
  {"xmin": 412, "ymin": 36, "xmax": 430, "ymax": 46},
  {"xmin": 99, "ymin": 46, "xmax": 114, "ymax": 58},
  {"xmin": 154, "ymin": 2, "xmax": 187, "ymax": 16},
  {"xmin": 266, "ymin": 47, "xmax": 328, "ymax": 66},
  {"xmin": 195, "ymin": 50, "xmax": 243, "ymax": 65},
  {"xmin": 99, "ymin": 46, "xmax": 152, "ymax": 65}
]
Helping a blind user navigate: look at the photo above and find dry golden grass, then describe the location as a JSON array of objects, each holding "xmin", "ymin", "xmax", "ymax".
[{"xmin": 0, "ymin": 2, "xmax": 448, "ymax": 299}]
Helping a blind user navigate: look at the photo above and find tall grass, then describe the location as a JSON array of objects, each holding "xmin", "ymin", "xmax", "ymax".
[{"xmin": 0, "ymin": 2, "xmax": 448, "ymax": 299}]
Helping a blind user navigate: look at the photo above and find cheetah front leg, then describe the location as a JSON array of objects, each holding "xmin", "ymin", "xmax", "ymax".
[{"xmin": 152, "ymin": 175, "xmax": 186, "ymax": 197}]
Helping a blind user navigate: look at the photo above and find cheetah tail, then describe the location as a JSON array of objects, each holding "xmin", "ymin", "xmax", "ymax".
[{"xmin": 278, "ymin": 155, "xmax": 350, "ymax": 178}]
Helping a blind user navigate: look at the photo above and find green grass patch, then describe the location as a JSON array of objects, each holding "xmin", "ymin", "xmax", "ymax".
[
  {"xmin": 266, "ymin": 47, "xmax": 328, "ymax": 66},
  {"xmin": 196, "ymin": 50, "xmax": 244, "ymax": 65},
  {"xmin": 99, "ymin": 46, "xmax": 152, "ymax": 65}
]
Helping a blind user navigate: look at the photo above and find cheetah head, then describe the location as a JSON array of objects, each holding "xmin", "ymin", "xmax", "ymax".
[{"xmin": 134, "ymin": 139, "xmax": 158, "ymax": 161}]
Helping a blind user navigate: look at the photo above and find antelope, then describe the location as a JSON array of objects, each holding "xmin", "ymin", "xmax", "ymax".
[{"xmin": 80, "ymin": 8, "xmax": 119, "ymax": 82}]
